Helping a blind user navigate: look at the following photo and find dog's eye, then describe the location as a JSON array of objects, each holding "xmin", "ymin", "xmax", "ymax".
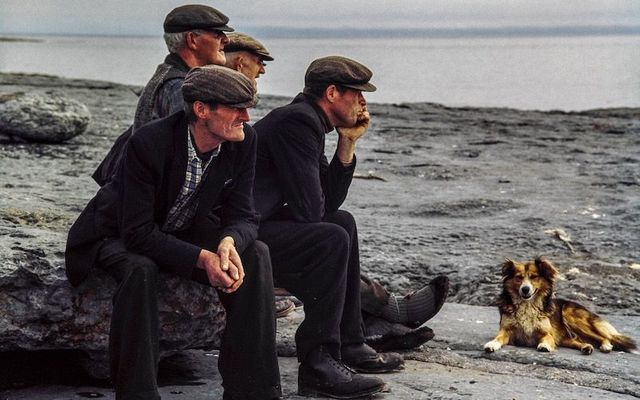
[
  {"xmin": 530, "ymin": 274, "xmax": 538, "ymax": 279},
  {"xmin": 514, "ymin": 274, "xmax": 523, "ymax": 280}
]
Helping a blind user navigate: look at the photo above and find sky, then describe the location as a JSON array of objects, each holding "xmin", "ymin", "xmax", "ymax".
[{"xmin": 1, "ymin": 0, "xmax": 639, "ymax": 37}]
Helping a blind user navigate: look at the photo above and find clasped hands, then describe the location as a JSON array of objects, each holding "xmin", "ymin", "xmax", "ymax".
[{"xmin": 196, "ymin": 236, "xmax": 245, "ymax": 293}]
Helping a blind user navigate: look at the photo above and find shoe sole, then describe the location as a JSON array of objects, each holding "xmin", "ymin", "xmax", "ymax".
[
  {"xmin": 298, "ymin": 383, "xmax": 386, "ymax": 399},
  {"xmin": 275, "ymin": 302, "xmax": 296, "ymax": 318}
]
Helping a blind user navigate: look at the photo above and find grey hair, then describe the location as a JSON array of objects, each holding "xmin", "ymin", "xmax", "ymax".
[{"xmin": 163, "ymin": 29, "xmax": 208, "ymax": 53}]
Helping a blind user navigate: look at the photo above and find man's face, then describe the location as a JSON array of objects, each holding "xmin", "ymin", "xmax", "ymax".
[
  {"xmin": 242, "ymin": 51, "xmax": 266, "ymax": 81},
  {"xmin": 204, "ymin": 104, "xmax": 250, "ymax": 143},
  {"xmin": 332, "ymin": 88, "xmax": 367, "ymax": 128},
  {"xmin": 195, "ymin": 30, "xmax": 229, "ymax": 65}
]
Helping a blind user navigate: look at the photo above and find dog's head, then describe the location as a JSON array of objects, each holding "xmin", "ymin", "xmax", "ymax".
[{"xmin": 501, "ymin": 257, "xmax": 557, "ymax": 302}]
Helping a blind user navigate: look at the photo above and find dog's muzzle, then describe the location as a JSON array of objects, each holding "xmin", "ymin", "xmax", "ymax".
[{"xmin": 519, "ymin": 283, "xmax": 535, "ymax": 299}]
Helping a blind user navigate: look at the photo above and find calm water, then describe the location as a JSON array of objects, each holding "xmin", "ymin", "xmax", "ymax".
[{"xmin": 1, "ymin": 34, "xmax": 639, "ymax": 111}]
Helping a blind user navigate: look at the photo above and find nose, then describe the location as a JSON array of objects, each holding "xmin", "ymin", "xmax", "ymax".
[
  {"xmin": 220, "ymin": 32, "xmax": 229, "ymax": 44},
  {"xmin": 520, "ymin": 284, "xmax": 531, "ymax": 295},
  {"xmin": 358, "ymin": 92, "xmax": 366, "ymax": 106},
  {"xmin": 238, "ymin": 108, "xmax": 250, "ymax": 122}
]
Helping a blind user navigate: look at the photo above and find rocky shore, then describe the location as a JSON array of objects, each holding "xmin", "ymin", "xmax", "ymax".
[{"xmin": 1, "ymin": 72, "xmax": 639, "ymax": 399}]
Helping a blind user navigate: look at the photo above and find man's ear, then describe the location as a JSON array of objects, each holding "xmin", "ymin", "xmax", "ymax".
[
  {"xmin": 325, "ymin": 84, "xmax": 339, "ymax": 103},
  {"xmin": 192, "ymin": 101, "xmax": 209, "ymax": 119},
  {"xmin": 185, "ymin": 31, "xmax": 199, "ymax": 50}
]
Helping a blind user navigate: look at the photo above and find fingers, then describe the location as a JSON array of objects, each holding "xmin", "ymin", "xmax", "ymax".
[{"xmin": 218, "ymin": 245, "xmax": 229, "ymax": 272}]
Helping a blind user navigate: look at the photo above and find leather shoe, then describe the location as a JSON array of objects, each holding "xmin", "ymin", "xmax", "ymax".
[
  {"xmin": 298, "ymin": 346, "xmax": 386, "ymax": 399},
  {"xmin": 341, "ymin": 343, "xmax": 404, "ymax": 373}
]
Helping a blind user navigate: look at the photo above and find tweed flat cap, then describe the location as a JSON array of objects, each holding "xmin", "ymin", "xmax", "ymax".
[
  {"xmin": 305, "ymin": 56, "xmax": 376, "ymax": 92},
  {"xmin": 224, "ymin": 33, "xmax": 274, "ymax": 61},
  {"xmin": 164, "ymin": 4, "xmax": 234, "ymax": 33},
  {"xmin": 182, "ymin": 65, "xmax": 258, "ymax": 108}
]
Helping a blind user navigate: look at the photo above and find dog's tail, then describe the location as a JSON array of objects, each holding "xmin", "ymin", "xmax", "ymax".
[
  {"xmin": 610, "ymin": 334, "xmax": 638, "ymax": 353},
  {"xmin": 562, "ymin": 300, "xmax": 637, "ymax": 353}
]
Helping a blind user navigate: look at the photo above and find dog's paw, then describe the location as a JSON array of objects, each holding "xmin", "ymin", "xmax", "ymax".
[
  {"xmin": 537, "ymin": 343, "xmax": 555, "ymax": 352},
  {"xmin": 484, "ymin": 340, "xmax": 502, "ymax": 353},
  {"xmin": 599, "ymin": 342, "xmax": 613, "ymax": 353},
  {"xmin": 581, "ymin": 344, "xmax": 594, "ymax": 355}
]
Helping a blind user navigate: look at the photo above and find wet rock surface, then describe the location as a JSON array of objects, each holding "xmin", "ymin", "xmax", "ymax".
[
  {"xmin": 0, "ymin": 91, "xmax": 91, "ymax": 142},
  {"xmin": 0, "ymin": 72, "xmax": 639, "ymax": 398}
]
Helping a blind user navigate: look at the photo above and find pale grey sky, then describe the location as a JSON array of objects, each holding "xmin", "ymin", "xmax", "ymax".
[{"xmin": 1, "ymin": 0, "xmax": 639, "ymax": 36}]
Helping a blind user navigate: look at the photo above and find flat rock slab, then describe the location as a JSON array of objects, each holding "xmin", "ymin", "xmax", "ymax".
[{"xmin": 2, "ymin": 303, "xmax": 638, "ymax": 399}]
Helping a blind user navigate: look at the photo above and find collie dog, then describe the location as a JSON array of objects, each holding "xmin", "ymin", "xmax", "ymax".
[{"xmin": 484, "ymin": 257, "xmax": 637, "ymax": 355}]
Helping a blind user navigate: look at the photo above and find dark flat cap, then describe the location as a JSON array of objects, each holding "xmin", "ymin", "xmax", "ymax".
[
  {"xmin": 224, "ymin": 32, "xmax": 274, "ymax": 61},
  {"xmin": 305, "ymin": 56, "xmax": 376, "ymax": 92},
  {"xmin": 182, "ymin": 65, "xmax": 258, "ymax": 108},
  {"xmin": 164, "ymin": 4, "xmax": 234, "ymax": 33}
]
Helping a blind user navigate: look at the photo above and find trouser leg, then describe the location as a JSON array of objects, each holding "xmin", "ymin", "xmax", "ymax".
[
  {"xmin": 191, "ymin": 241, "xmax": 281, "ymax": 399},
  {"xmin": 98, "ymin": 239, "xmax": 161, "ymax": 400},
  {"xmin": 359, "ymin": 275, "xmax": 391, "ymax": 316},
  {"xmin": 259, "ymin": 213, "xmax": 362, "ymax": 362},
  {"xmin": 321, "ymin": 210, "xmax": 366, "ymax": 347}
]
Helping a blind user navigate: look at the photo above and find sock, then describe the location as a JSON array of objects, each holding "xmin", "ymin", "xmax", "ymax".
[{"xmin": 379, "ymin": 276, "xmax": 449, "ymax": 327}]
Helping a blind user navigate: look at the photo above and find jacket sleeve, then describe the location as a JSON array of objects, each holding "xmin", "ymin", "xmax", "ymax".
[
  {"xmin": 321, "ymin": 151, "xmax": 357, "ymax": 213},
  {"xmin": 118, "ymin": 133, "xmax": 201, "ymax": 278},
  {"xmin": 219, "ymin": 125, "xmax": 260, "ymax": 253}
]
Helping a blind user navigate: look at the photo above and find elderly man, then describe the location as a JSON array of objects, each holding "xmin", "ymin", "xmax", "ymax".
[
  {"xmin": 93, "ymin": 4, "xmax": 232, "ymax": 185},
  {"xmin": 223, "ymin": 32, "xmax": 273, "ymax": 88},
  {"xmin": 253, "ymin": 56, "xmax": 406, "ymax": 399},
  {"xmin": 66, "ymin": 66, "xmax": 281, "ymax": 400}
]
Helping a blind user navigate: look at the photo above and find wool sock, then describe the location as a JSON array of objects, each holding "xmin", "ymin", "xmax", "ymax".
[{"xmin": 379, "ymin": 276, "xmax": 449, "ymax": 327}]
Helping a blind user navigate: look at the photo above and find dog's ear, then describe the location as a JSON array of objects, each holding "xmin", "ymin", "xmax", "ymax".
[
  {"xmin": 535, "ymin": 257, "xmax": 558, "ymax": 282},
  {"xmin": 501, "ymin": 259, "xmax": 516, "ymax": 279}
]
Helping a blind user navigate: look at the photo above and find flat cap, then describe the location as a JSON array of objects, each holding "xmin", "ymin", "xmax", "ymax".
[
  {"xmin": 305, "ymin": 56, "xmax": 376, "ymax": 92},
  {"xmin": 164, "ymin": 4, "xmax": 234, "ymax": 33},
  {"xmin": 224, "ymin": 32, "xmax": 274, "ymax": 61},
  {"xmin": 182, "ymin": 65, "xmax": 258, "ymax": 108}
]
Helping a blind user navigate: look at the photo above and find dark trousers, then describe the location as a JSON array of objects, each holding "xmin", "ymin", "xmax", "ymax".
[
  {"xmin": 259, "ymin": 210, "xmax": 364, "ymax": 363},
  {"xmin": 97, "ymin": 239, "xmax": 281, "ymax": 400}
]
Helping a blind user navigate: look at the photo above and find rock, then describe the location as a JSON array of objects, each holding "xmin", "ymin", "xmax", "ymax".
[
  {"xmin": 0, "ymin": 243, "xmax": 226, "ymax": 379},
  {"xmin": 0, "ymin": 92, "xmax": 91, "ymax": 142}
]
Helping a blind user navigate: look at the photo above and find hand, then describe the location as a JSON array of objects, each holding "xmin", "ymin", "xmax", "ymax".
[
  {"xmin": 336, "ymin": 108, "xmax": 370, "ymax": 143},
  {"xmin": 217, "ymin": 236, "xmax": 245, "ymax": 293},
  {"xmin": 196, "ymin": 249, "xmax": 237, "ymax": 291}
]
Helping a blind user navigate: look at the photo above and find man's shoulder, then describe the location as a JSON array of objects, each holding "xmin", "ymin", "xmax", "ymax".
[
  {"xmin": 255, "ymin": 100, "xmax": 321, "ymax": 133},
  {"xmin": 133, "ymin": 111, "xmax": 186, "ymax": 144}
]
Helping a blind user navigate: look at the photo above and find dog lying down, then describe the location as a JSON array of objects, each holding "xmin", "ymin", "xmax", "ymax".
[{"xmin": 484, "ymin": 257, "xmax": 637, "ymax": 355}]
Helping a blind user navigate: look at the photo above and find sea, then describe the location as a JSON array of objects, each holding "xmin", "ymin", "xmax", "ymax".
[{"xmin": 1, "ymin": 33, "xmax": 639, "ymax": 111}]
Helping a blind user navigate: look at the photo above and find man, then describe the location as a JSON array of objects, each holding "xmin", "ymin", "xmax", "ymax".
[
  {"xmin": 66, "ymin": 66, "xmax": 281, "ymax": 400},
  {"xmin": 93, "ymin": 4, "xmax": 233, "ymax": 185},
  {"xmin": 224, "ymin": 34, "xmax": 449, "ymax": 341},
  {"xmin": 253, "ymin": 56, "xmax": 405, "ymax": 399},
  {"xmin": 223, "ymin": 32, "xmax": 273, "ymax": 89}
]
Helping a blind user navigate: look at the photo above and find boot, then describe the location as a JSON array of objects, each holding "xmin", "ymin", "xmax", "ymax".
[
  {"xmin": 341, "ymin": 342, "xmax": 404, "ymax": 373},
  {"xmin": 298, "ymin": 346, "xmax": 386, "ymax": 399}
]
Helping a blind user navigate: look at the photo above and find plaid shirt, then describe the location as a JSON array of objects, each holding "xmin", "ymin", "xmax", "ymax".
[{"xmin": 163, "ymin": 130, "xmax": 220, "ymax": 232}]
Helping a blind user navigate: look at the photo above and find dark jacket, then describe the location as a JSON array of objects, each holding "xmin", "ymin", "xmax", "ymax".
[
  {"xmin": 92, "ymin": 53, "xmax": 189, "ymax": 186},
  {"xmin": 66, "ymin": 111, "xmax": 259, "ymax": 286},
  {"xmin": 253, "ymin": 93, "xmax": 356, "ymax": 222}
]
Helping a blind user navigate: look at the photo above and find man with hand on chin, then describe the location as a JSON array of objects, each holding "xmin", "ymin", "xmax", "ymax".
[{"xmin": 66, "ymin": 66, "xmax": 281, "ymax": 400}]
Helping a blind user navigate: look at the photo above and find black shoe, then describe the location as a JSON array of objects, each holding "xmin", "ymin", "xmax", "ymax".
[
  {"xmin": 341, "ymin": 343, "xmax": 404, "ymax": 373},
  {"xmin": 364, "ymin": 316, "xmax": 435, "ymax": 352},
  {"xmin": 298, "ymin": 346, "xmax": 386, "ymax": 399}
]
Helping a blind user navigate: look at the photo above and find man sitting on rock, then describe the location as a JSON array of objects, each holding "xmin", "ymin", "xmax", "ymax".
[
  {"xmin": 223, "ymin": 32, "xmax": 450, "ymax": 341},
  {"xmin": 66, "ymin": 66, "xmax": 282, "ymax": 400},
  {"xmin": 253, "ymin": 55, "xmax": 407, "ymax": 399}
]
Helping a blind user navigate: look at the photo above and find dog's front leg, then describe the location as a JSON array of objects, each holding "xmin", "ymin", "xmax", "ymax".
[
  {"xmin": 484, "ymin": 328, "xmax": 510, "ymax": 352},
  {"xmin": 536, "ymin": 333, "xmax": 557, "ymax": 352}
]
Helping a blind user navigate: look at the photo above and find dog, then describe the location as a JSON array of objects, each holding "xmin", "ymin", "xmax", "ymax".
[{"xmin": 484, "ymin": 257, "xmax": 637, "ymax": 355}]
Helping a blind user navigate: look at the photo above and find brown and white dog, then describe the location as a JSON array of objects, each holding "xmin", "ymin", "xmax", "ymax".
[{"xmin": 484, "ymin": 257, "xmax": 637, "ymax": 355}]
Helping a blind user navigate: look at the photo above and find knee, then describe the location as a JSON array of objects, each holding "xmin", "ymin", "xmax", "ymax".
[
  {"xmin": 322, "ymin": 224, "xmax": 350, "ymax": 253},
  {"xmin": 241, "ymin": 240, "xmax": 274, "ymax": 285},
  {"xmin": 124, "ymin": 255, "xmax": 159, "ymax": 287}
]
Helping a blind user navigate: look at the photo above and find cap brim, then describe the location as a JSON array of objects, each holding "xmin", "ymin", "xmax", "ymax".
[
  {"xmin": 342, "ymin": 82, "xmax": 377, "ymax": 92},
  {"xmin": 218, "ymin": 25, "xmax": 234, "ymax": 32},
  {"xmin": 257, "ymin": 53, "xmax": 274, "ymax": 61},
  {"xmin": 227, "ymin": 95, "xmax": 259, "ymax": 109}
]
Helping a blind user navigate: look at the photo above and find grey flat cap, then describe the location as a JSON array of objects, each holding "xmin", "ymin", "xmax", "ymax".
[
  {"xmin": 164, "ymin": 4, "xmax": 234, "ymax": 33},
  {"xmin": 182, "ymin": 65, "xmax": 258, "ymax": 108},
  {"xmin": 305, "ymin": 56, "xmax": 376, "ymax": 92},
  {"xmin": 224, "ymin": 32, "xmax": 274, "ymax": 61}
]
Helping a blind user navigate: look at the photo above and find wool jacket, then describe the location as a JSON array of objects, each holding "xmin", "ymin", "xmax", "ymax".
[
  {"xmin": 66, "ymin": 111, "xmax": 259, "ymax": 286},
  {"xmin": 253, "ymin": 93, "xmax": 356, "ymax": 223}
]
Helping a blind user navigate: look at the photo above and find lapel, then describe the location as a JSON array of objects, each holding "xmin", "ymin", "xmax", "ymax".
[
  {"xmin": 194, "ymin": 141, "xmax": 234, "ymax": 220},
  {"xmin": 165, "ymin": 116, "xmax": 189, "ymax": 212}
]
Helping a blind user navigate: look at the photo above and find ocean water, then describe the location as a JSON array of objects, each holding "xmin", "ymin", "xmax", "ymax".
[{"xmin": 1, "ymin": 34, "xmax": 639, "ymax": 111}]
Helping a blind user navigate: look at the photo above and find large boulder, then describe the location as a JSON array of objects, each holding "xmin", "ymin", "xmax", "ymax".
[
  {"xmin": 0, "ymin": 221, "xmax": 226, "ymax": 378},
  {"xmin": 0, "ymin": 92, "xmax": 91, "ymax": 142}
]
